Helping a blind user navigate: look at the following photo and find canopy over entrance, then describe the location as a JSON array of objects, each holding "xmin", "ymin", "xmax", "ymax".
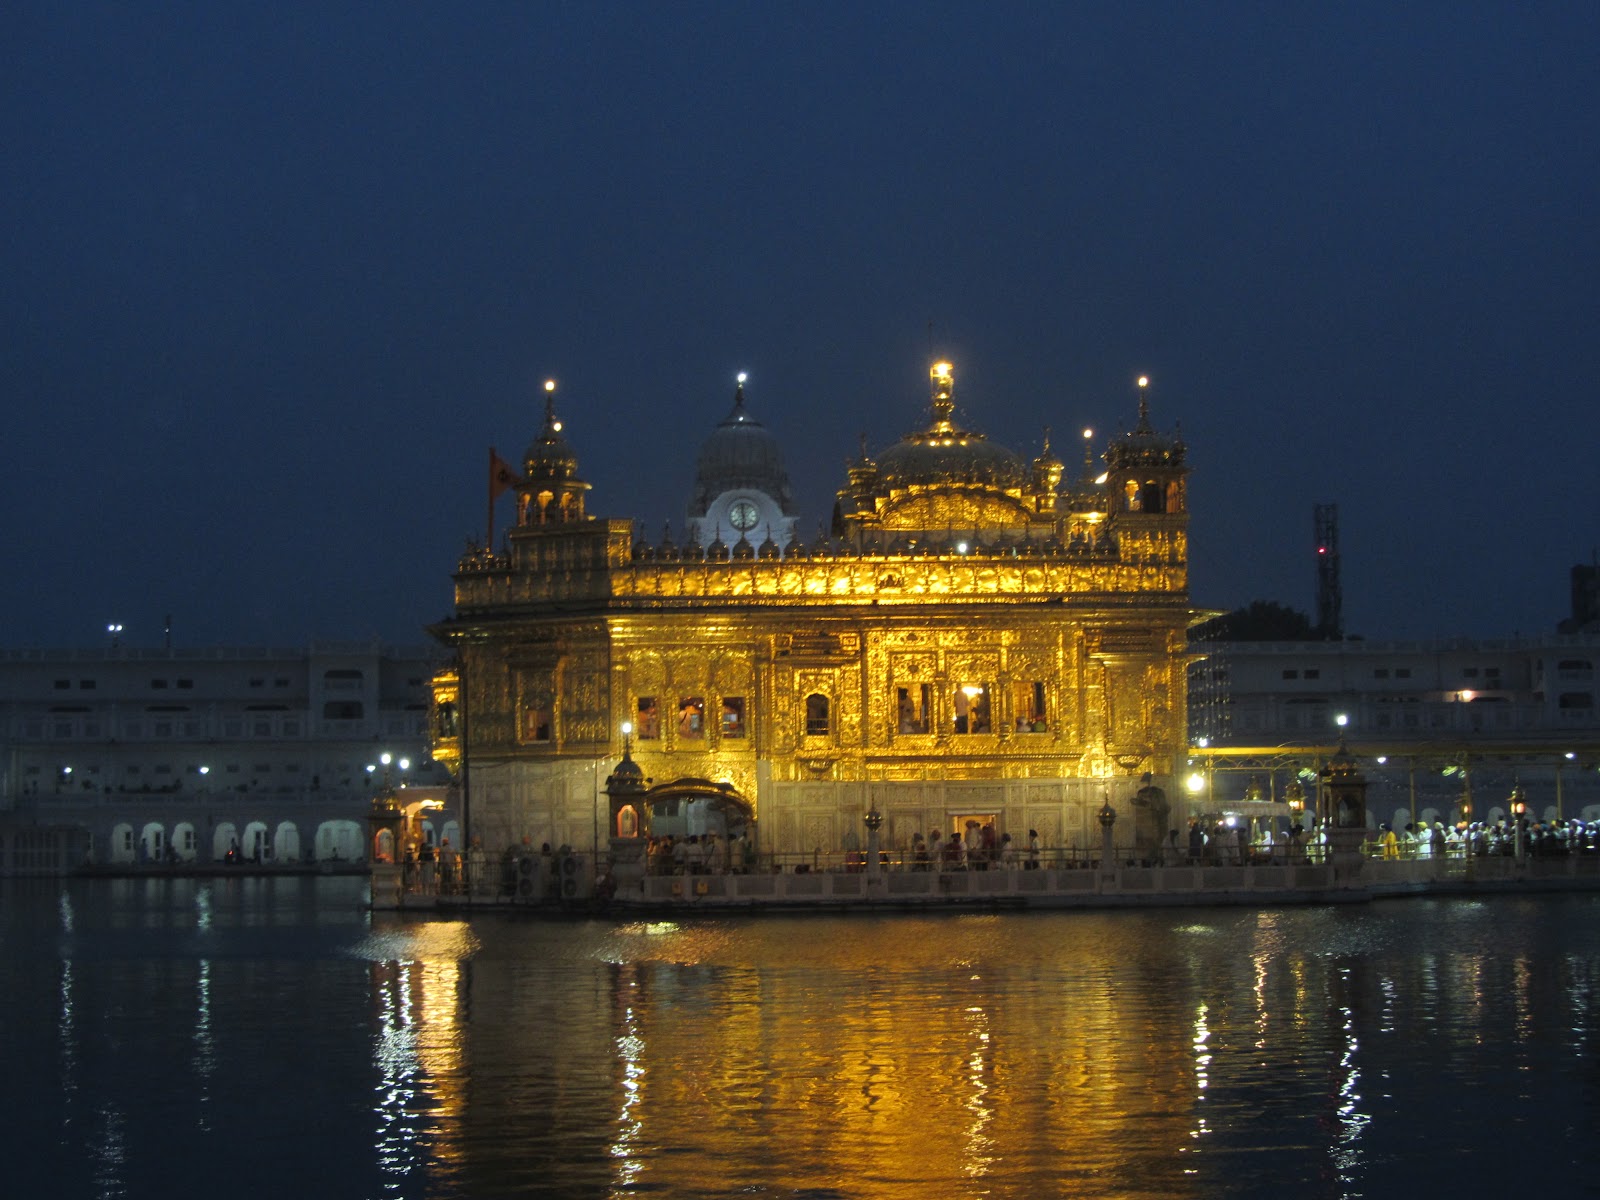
[{"xmin": 645, "ymin": 777, "xmax": 754, "ymax": 843}]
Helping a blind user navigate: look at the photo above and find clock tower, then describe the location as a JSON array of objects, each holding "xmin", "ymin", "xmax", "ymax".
[{"xmin": 686, "ymin": 375, "xmax": 798, "ymax": 555}]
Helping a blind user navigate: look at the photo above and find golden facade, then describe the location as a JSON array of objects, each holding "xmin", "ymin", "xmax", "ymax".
[{"xmin": 432, "ymin": 364, "xmax": 1195, "ymax": 858}]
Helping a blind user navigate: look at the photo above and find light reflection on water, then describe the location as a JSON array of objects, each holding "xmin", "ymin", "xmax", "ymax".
[{"xmin": 3, "ymin": 880, "xmax": 1600, "ymax": 1198}]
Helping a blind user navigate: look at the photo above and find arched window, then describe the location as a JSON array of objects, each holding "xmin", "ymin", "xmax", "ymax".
[{"xmin": 804, "ymin": 693, "xmax": 830, "ymax": 736}]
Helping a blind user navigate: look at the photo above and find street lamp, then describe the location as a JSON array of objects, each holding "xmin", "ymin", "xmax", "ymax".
[{"xmin": 1509, "ymin": 784, "xmax": 1528, "ymax": 860}]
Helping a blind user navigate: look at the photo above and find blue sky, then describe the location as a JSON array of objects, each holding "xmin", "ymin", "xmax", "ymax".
[{"xmin": 4, "ymin": 2, "xmax": 1597, "ymax": 647}]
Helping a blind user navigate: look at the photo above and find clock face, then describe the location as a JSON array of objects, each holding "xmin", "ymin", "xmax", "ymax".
[{"xmin": 728, "ymin": 500, "xmax": 760, "ymax": 532}]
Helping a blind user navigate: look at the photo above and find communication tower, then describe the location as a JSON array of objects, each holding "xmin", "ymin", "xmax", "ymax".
[{"xmin": 1314, "ymin": 503, "xmax": 1342, "ymax": 640}]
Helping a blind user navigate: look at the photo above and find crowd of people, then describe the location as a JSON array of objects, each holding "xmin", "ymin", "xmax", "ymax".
[{"xmin": 1370, "ymin": 817, "xmax": 1600, "ymax": 859}]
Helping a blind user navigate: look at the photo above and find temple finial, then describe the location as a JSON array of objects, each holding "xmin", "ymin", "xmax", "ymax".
[
  {"xmin": 930, "ymin": 360, "xmax": 955, "ymax": 430},
  {"xmin": 542, "ymin": 378, "xmax": 560, "ymax": 431},
  {"xmin": 1135, "ymin": 375, "xmax": 1151, "ymax": 433}
]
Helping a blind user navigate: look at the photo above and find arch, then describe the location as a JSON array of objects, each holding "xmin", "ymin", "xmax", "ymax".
[
  {"xmin": 172, "ymin": 821, "xmax": 198, "ymax": 862},
  {"xmin": 140, "ymin": 822, "xmax": 166, "ymax": 864},
  {"xmin": 645, "ymin": 777, "xmax": 755, "ymax": 845},
  {"xmin": 242, "ymin": 821, "xmax": 269, "ymax": 863},
  {"xmin": 805, "ymin": 693, "xmax": 831, "ymax": 737},
  {"xmin": 110, "ymin": 822, "xmax": 136, "ymax": 864},
  {"xmin": 616, "ymin": 804, "xmax": 639, "ymax": 838},
  {"xmin": 273, "ymin": 822, "xmax": 301, "ymax": 864},
  {"xmin": 372, "ymin": 828, "xmax": 395, "ymax": 863},
  {"xmin": 439, "ymin": 820, "xmax": 461, "ymax": 850},
  {"xmin": 213, "ymin": 822, "xmax": 239, "ymax": 862},
  {"xmin": 317, "ymin": 819, "xmax": 364, "ymax": 862}
]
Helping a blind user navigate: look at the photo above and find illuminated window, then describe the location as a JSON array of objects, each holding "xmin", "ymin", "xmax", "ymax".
[
  {"xmin": 805, "ymin": 694, "xmax": 830, "ymax": 736},
  {"xmin": 1012, "ymin": 681, "xmax": 1047, "ymax": 731},
  {"xmin": 636, "ymin": 697, "xmax": 660, "ymax": 739},
  {"xmin": 721, "ymin": 697, "xmax": 745, "ymax": 738},
  {"xmin": 952, "ymin": 684, "xmax": 991, "ymax": 734},
  {"xmin": 896, "ymin": 684, "xmax": 930, "ymax": 734},
  {"xmin": 678, "ymin": 697, "xmax": 705, "ymax": 738},
  {"xmin": 523, "ymin": 705, "xmax": 552, "ymax": 742}
]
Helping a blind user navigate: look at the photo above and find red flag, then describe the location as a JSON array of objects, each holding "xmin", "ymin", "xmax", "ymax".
[
  {"xmin": 490, "ymin": 448, "xmax": 522, "ymax": 500},
  {"xmin": 486, "ymin": 447, "xmax": 524, "ymax": 551}
]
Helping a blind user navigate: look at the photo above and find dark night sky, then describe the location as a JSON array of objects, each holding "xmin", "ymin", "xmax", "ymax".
[{"xmin": 4, "ymin": 2, "xmax": 1598, "ymax": 650}]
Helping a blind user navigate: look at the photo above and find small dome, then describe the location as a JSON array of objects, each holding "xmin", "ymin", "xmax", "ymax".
[{"xmin": 689, "ymin": 381, "xmax": 795, "ymax": 516}]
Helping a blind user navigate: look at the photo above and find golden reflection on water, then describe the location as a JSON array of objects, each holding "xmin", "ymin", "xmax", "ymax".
[{"xmin": 346, "ymin": 905, "xmax": 1600, "ymax": 1198}]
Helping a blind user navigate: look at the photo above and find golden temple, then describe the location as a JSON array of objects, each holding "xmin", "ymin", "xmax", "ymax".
[{"xmin": 430, "ymin": 362, "xmax": 1195, "ymax": 861}]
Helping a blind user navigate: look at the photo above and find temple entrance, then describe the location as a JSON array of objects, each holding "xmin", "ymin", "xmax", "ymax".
[{"xmin": 644, "ymin": 778, "xmax": 756, "ymax": 855}]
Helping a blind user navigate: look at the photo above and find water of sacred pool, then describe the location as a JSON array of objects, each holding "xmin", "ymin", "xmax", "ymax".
[{"xmin": 3, "ymin": 877, "xmax": 1597, "ymax": 1199}]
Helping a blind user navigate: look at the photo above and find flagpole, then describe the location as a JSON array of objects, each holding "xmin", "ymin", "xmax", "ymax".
[{"xmin": 487, "ymin": 446, "xmax": 497, "ymax": 552}]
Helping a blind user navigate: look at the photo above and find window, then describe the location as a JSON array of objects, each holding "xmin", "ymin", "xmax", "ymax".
[
  {"xmin": 322, "ymin": 701, "xmax": 364, "ymax": 720},
  {"xmin": 896, "ymin": 684, "xmax": 931, "ymax": 734},
  {"xmin": 1485, "ymin": 667, "xmax": 1501, "ymax": 679},
  {"xmin": 1303, "ymin": 669, "xmax": 1320, "ymax": 680},
  {"xmin": 274, "ymin": 678, "xmax": 290, "ymax": 687},
  {"xmin": 805, "ymin": 693, "xmax": 831, "ymax": 736},
  {"xmin": 53, "ymin": 679, "xmax": 69, "ymax": 690},
  {"xmin": 1374, "ymin": 669, "xmax": 1389, "ymax": 679},
  {"xmin": 1396, "ymin": 668, "xmax": 1411, "ymax": 679},
  {"xmin": 151, "ymin": 679, "xmax": 168, "ymax": 689},
  {"xmin": 677, "ymin": 697, "xmax": 705, "ymax": 739},
  {"xmin": 1282, "ymin": 670, "xmax": 1298, "ymax": 680},
  {"xmin": 1559, "ymin": 692, "xmax": 1594, "ymax": 710},
  {"xmin": 524, "ymin": 706, "xmax": 552, "ymax": 742},
  {"xmin": 1463, "ymin": 667, "xmax": 1479, "ymax": 678},
  {"xmin": 720, "ymin": 697, "xmax": 745, "ymax": 738},
  {"xmin": 177, "ymin": 678, "xmax": 193, "ymax": 689},
  {"xmin": 1012, "ymin": 680, "xmax": 1047, "ymax": 731},
  {"xmin": 79, "ymin": 679, "xmax": 96, "ymax": 690},
  {"xmin": 249, "ymin": 678, "xmax": 264, "ymax": 688},
  {"xmin": 952, "ymin": 684, "xmax": 991, "ymax": 734},
  {"xmin": 636, "ymin": 698, "xmax": 659, "ymax": 739}
]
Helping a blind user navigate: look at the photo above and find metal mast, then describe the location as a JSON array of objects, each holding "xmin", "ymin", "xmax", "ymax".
[{"xmin": 1314, "ymin": 503, "xmax": 1342, "ymax": 640}]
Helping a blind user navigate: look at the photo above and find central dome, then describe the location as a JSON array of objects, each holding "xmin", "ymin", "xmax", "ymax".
[
  {"xmin": 875, "ymin": 428, "xmax": 1028, "ymax": 490},
  {"xmin": 874, "ymin": 361, "xmax": 1026, "ymax": 489}
]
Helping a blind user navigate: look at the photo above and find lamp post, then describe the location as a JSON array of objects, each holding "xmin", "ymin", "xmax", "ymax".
[
  {"xmin": 1509, "ymin": 784, "xmax": 1528, "ymax": 861},
  {"xmin": 864, "ymin": 802, "xmax": 884, "ymax": 879},
  {"xmin": 1097, "ymin": 793, "xmax": 1118, "ymax": 878}
]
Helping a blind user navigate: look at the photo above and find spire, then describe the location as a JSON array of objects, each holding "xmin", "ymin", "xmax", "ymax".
[
  {"xmin": 1135, "ymin": 375, "xmax": 1152, "ymax": 433},
  {"xmin": 929, "ymin": 361, "xmax": 956, "ymax": 432},
  {"xmin": 729, "ymin": 372, "xmax": 749, "ymax": 422},
  {"xmin": 1082, "ymin": 426, "xmax": 1096, "ymax": 479}
]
